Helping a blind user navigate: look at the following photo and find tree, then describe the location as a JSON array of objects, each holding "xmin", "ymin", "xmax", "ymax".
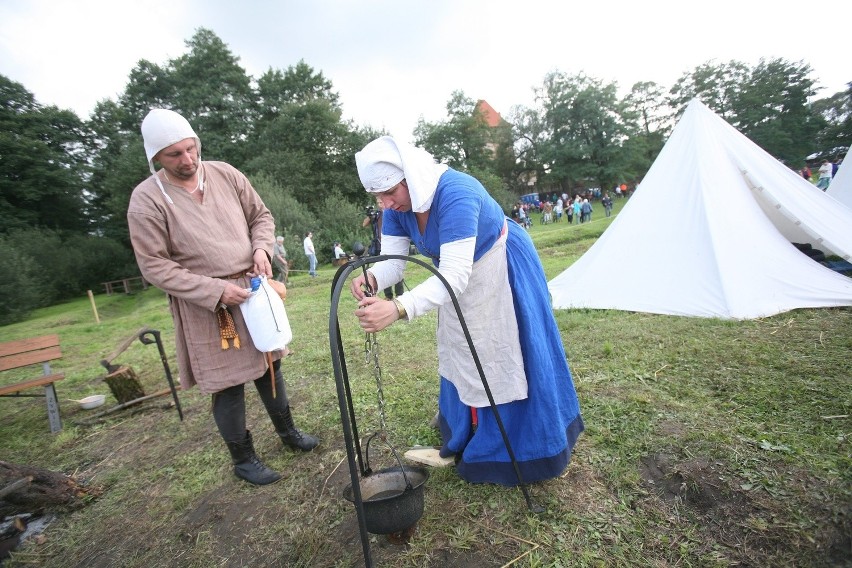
[
  {"xmin": 0, "ymin": 75, "xmax": 89, "ymax": 233},
  {"xmin": 85, "ymin": 98, "xmax": 150, "ymax": 243},
  {"xmin": 669, "ymin": 58, "xmax": 822, "ymax": 166},
  {"xmin": 813, "ymin": 82, "xmax": 852, "ymax": 159},
  {"xmin": 621, "ymin": 81, "xmax": 670, "ymax": 180},
  {"xmin": 256, "ymin": 61, "xmax": 340, "ymax": 126},
  {"xmin": 245, "ymin": 98, "xmax": 364, "ymax": 206},
  {"xmin": 414, "ymin": 91, "xmax": 495, "ymax": 171},
  {"xmin": 508, "ymin": 104, "xmax": 548, "ymax": 194},
  {"xmin": 0, "ymin": 236, "xmax": 45, "ymax": 325},
  {"xmin": 737, "ymin": 58, "xmax": 821, "ymax": 165},
  {"xmin": 89, "ymin": 28, "xmax": 259, "ymax": 241},
  {"xmin": 170, "ymin": 28, "xmax": 256, "ymax": 167},
  {"xmin": 536, "ymin": 72, "xmax": 630, "ymax": 192},
  {"xmin": 669, "ymin": 60, "xmax": 750, "ymax": 122},
  {"xmin": 414, "ymin": 91, "xmax": 517, "ymax": 202}
]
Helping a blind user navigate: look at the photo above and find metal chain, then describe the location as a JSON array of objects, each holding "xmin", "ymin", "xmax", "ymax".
[
  {"xmin": 360, "ymin": 272, "xmax": 388, "ymax": 437},
  {"xmin": 366, "ymin": 331, "xmax": 388, "ymax": 435}
]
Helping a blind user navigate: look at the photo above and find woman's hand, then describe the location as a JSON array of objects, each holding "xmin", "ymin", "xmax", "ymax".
[
  {"xmin": 349, "ymin": 272, "xmax": 378, "ymax": 301},
  {"xmin": 354, "ymin": 297, "xmax": 399, "ymax": 332}
]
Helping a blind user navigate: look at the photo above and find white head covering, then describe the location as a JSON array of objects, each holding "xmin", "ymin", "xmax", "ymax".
[
  {"xmin": 140, "ymin": 109, "xmax": 202, "ymax": 205},
  {"xmin": 355, "ymin": 136, "xmax": 448, "ymax": 213}
]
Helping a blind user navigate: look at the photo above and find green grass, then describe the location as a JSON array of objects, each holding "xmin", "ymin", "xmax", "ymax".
[{"xmin": 1, "ymin": 196, "xmax": 850, "ymax": 567}]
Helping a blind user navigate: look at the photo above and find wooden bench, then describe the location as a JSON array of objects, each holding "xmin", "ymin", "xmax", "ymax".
[
  {"xmin": 101, "ymin": 276, "xmax": 149, "ymax": 295},
  {"xmin": 0, "ymin": 335, "xmax": 65, "ymax": 433}
]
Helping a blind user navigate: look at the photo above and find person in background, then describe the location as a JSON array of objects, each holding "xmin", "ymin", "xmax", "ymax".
[
  {"xmin": 363, "ymin": 201, "xmax": 405, "ymax": 298},
  {"xmin": 349, "ymin": 136, "xmax": 583, "ymax": 486},
  {"xmin": 303, "ymin": 231, "xmax": 317, "ymax": 277},
  {"xmin": 333, "ymin": 241, "xmax": 346, "ymax": 259},
  {"xmin": 127, "ymin": 109, "xmax": 318, "ymax": 486},
  {"xmin": 332, "ymin": 241, "xmax": 350, "ymax": 267},
  {"xmin": 817, "ymin": 160, "xmax": 833, "ymax": 190},
  {"xmin": 602, "ymin": 193, "xmax": 613, "ymax": 217},
  {"xmin": 273, "ymin": 235, "xmax": 289, "ymax": 284},
  {"xmin": 573, "ymin": 197, "xmax": 582, "ymax": 224}
]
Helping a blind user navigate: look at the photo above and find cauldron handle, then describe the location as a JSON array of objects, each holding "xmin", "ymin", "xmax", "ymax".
[{"xmin": 364, "ymin": 432, "xmax": 414, "ymax": 491}]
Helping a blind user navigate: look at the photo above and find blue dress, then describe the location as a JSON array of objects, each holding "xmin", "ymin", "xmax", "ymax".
[{"xmin": 383, "ymin": 169, "xmax": 584, "ymax": 485}]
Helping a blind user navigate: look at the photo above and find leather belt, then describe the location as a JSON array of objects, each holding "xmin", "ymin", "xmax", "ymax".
[{"xmin": 219, "ymin": 268, "xmax": 252, "ymax": 280}]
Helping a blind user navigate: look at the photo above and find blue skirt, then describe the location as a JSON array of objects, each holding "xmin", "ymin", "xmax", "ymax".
[{"xmin": 438, "ymin": 220, "xmax": 584, "ymax": 485}]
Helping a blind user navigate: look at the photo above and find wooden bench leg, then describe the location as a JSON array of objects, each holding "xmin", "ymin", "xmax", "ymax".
[{"xmin": 45, "ymin": 383, "xmax": 62, "ymax": 433}]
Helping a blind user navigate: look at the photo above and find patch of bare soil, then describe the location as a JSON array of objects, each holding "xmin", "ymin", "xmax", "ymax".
[
  {"xmin": 181, "ymin": 490, "xmax": 277, "ymax": 558},
  {"xmin": 639, "ymin": 452, "xmax": 851, "ymax": 567}
]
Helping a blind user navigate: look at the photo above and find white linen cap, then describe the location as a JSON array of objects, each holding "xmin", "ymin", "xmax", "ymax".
[
  {"xmin": 355, "ymin": 136, "xmax": 447, "ymax": 213},
  {"xmin": 140, "ymin": 109, "xmax": 201, "ymax": 205},
  {"xmin": 141, "ymin": 109, "xmax": 200, "ymax": 167}
]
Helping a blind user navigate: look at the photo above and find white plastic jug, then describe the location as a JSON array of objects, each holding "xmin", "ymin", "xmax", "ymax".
[{"xmin": 239, "ymin": 276, "xmax": 292, "ymax": 351}]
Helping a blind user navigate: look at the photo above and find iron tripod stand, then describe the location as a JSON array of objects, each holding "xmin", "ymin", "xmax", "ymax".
[{"xmin": 328, "ymin": 252, "xmax": 543, "ymax": 568}]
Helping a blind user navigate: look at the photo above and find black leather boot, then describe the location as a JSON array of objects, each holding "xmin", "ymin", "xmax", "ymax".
[
  {"xmin": 225, "ymin": 431, "xmax": 282, "ymax": 485},
  {"xmin": 271, "ymin": 406, "xmax": 320, "ymax": 451}
]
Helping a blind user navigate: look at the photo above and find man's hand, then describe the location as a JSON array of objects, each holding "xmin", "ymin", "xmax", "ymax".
[
  {"xmin": 219, "ymin": 282, "xmax": 250, "ymax": 306},
  {"xmin": 249, "ymin": 249, "xmax": 272, "ymax": 278}
]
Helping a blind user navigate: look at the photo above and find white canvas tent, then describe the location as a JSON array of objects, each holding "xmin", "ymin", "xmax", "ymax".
[
  {"xmin": 826, "ymin": 145, "xmax": 852, "ymax": 209},
  {"xmin": 549, "ymin": 99, "xmax": 852, "ymax": 319}
]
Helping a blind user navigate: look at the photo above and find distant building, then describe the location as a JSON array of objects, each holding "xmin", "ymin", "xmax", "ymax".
[
  {"xmin": 475, "ymin": 99, "xmax": 504, "ymax": 128},
  {"xmin": 474, "ymin": 100, "xmax": 536, "ymax": 191},
  {"xmin": 475, "ymin": 99, "xmax": 507, "ymax": 158}
]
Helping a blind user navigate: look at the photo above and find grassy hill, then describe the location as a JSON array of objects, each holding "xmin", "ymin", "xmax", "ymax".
[{"xmin": 1, "ymin": 201, "xmax": 850, "ymax": 567}]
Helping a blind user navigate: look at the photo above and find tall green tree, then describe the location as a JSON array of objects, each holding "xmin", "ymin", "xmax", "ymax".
[
  {"xmin": 669, "ymin": 58, "xmax": 822, "ymax": 165},
  {"xmin": 414, "ymin": 91, "xmax": 517, "ymax": 204},
  {"xmin": 86, "ymin": 98, "xmax": 149, "ymax": 243},
  {"xmin": 508, "ymin": 104, "xmax": 548, "ymax": 194},
  {"xmin": 669, "ymin": 60, "xmax": 750, "ymax": 121},
  {"xmin": 170, "ymin": 28, "xmax": 256, "ymax": 167},
  {"xmin": 246, "ymin": 60, "xmax": 367, "ymax": 207},
  {"xmin": 0, "ymin": 75, "xmax": 88, "ymax": 233},
  {"xmin": 256, "ymin": 60, "xmax": 340, "ymax": 126},
  {"xmin": 813, "ymin": 82, "xmax": 852, "ymax": 158},
  {"xmin": 737, "ymin": 58, "xmax": 821, "ymax": 164},
  {"xmin": 537, "ymin": 71, "xmax": 630, "ymax": 191},
  {"xmin": 621, "ymin": 81, "xmax": 670, "ymax": 180},
  {"xmin": 414, "ymin": 91, "xmax": 495, "ymax": 171}
]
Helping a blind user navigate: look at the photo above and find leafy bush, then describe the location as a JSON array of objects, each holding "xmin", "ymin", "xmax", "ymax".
[
  {"xmin": 0, "ymin": 229, "xmax": 135, "ymax": 323},
  {"xmin": 0, "ymin": 237, "xmax": 47, "ymax": 324}
]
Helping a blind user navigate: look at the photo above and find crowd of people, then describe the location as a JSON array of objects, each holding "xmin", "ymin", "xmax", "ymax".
[{"xmin": 511, "ymin": 187, "xmax": 627, "ymax": 228}]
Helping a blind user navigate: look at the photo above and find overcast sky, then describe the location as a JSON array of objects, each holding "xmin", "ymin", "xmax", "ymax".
[{"xmin": 1, "ymin": 0, "xmax": 849, "ymax": 143}]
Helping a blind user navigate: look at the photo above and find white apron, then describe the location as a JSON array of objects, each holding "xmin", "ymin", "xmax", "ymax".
[{"xmin": 436, "ymin": 226, "xmax": 528, "ymax": 407}]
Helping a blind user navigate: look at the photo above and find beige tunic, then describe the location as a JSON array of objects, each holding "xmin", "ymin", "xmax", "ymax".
[{"xmin": 127, "ymin": 161, "xmax": 278, "ymax": 393}]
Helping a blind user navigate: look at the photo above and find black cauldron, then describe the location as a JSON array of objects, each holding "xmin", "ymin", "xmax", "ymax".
[{"xmin": 343, "ymin": 465, "xmax": 429, "ymax": 535}]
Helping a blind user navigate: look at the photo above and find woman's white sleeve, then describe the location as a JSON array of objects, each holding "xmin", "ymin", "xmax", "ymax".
[
  {"xmin": 395, "ymin": 237, "xmax": 476, "ymax": 320},
  {"xmin": 367, "ymin": 234, "xmax": 409, "ymax": 292}
]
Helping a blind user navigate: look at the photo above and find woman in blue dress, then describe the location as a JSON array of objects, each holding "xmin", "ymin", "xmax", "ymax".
[{"xmin": 350, "ymin": 136, "xmax": 583, "ymax": 486}]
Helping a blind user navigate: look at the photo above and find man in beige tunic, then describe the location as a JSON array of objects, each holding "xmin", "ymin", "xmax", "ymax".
[{"xmin": 127, "ymin": 109, "xmax": 318, "ymax": 486}]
